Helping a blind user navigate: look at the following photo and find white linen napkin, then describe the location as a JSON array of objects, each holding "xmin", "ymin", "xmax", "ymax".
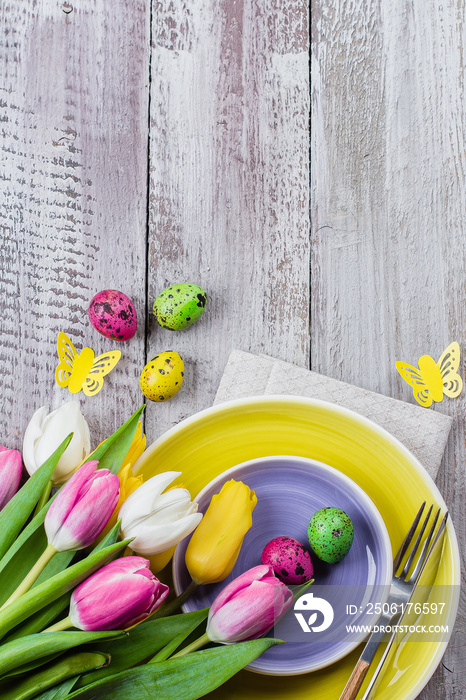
[{"xmin": 214, "ymin": 350, "xmax": 452, "ymax": 481}]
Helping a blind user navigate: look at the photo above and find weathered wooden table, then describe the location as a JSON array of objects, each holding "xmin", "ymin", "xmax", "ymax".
[{"xmin": 1, "ymin": 0, "xmax": 464, "ymax": 697}]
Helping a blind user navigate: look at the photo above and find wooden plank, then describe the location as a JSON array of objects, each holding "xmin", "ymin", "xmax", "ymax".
[
  {"xmin": 146, "ymin": 0, "xmax": 311, "ymax": 438},
  {"xmin": 311, "ymin": 0, "xmax": 466, "ymax": 697},
  {"xmin": 0, "ymin": 0, "xmax": 149, "ymax": 448}
]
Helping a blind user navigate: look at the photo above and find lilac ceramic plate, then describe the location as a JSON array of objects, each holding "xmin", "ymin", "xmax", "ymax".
[{"xmin": 173, "ymin": 455, "xmax": 392, "ymax": 676}]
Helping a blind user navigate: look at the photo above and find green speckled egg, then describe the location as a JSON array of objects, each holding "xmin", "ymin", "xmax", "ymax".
[
  {"xmin": 140, "ymin": 351, "xmax": 184, "ymax": 402},
  {"xmin": 153, "ymin": 284, "xmax": 207, "ymax": 330},
  {"xmin": 307, "ymin": 507, "xmax": 354, "ymax": 564}
]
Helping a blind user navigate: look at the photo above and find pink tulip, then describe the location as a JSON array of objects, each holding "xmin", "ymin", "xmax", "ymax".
[
  {"xmin": 206, "ymin": 564, "xmax": 293, "ymax": 643},
  {"xmin": 45, "ymin": 460, "xmax": 120, "ymax": 552},
  {"xmin": 0, "ymin": 447, "xmax": 23, "ymax": 511},
  {"xmin": 69, "ymin": 556, "xmax": 169, "ymax": 630}
]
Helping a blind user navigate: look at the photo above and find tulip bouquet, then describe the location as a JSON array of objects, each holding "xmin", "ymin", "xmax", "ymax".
[{"xmin": 0, "ymin": 403, "xmax": 289, "ymax": 700}]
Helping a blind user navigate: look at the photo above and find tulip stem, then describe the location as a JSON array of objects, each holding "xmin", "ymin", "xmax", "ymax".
[
  {"xmin": 149, "ymin": 579, "xmax": 198, "ymax": 620},
  {"xmin": 170, "ymin": 631, "xmax": 210, "ymax": 658},
  {"xmin": 42, "ymin": 615, "xmax": 73, "ymax": 633},
  {"xmin": 148, "ymin": 629, "xmax": 190, "ymax": 663},
  {"xmin": 34, "ymin": 479, "xmax": 53, "ymax": 516},
  {"xmin": 0, "ymin": 543, "xmax": 57, "ymax": 611}
]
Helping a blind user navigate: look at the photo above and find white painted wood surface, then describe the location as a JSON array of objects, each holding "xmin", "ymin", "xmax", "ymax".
[
  {"xmin": 0, "ymin": 0, "xmax": 149, "ymax": 441},
  {"xmin": 145, "ymin": 0, "xmax": 310, "ymax": 437},
  {"xmin": 0, "ymin": 0, "xmax": 464, "ymax": 696},
  {"xmin": 311, "ymin": 0, "xmax": 466, "ymax": 697}
]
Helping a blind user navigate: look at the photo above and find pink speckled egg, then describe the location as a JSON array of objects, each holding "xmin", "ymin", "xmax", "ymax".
[
  {"xmin": 88, "ymin": 290, "xmax": 137, "ymax": 341},
  {"xmin": 261, "ymin": 536, "xmax": 314, "ymax": 585}
]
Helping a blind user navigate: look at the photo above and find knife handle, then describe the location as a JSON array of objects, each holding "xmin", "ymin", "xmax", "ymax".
[{"xmin": 339, "ymin": 659, "xmax": 370, "ymax": 700}]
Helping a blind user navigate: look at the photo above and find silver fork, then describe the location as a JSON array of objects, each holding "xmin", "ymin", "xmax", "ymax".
[{"xmin": 339, "ymin": 502, "xmax": 447, "ymax": 700}]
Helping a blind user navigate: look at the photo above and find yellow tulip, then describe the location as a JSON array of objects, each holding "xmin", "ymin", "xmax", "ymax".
[
  {"xmin": 147, "ymin": 546, "xmax": 177, "ymax": 575},
  {"xmin": 185, "ymin": 479, "xmax": 257, "ymax": 584}
]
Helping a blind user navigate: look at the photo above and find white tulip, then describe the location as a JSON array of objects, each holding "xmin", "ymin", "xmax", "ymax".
[
  {"xmin": 119, "ymin": 471, "xmax": 203, "ymax": 556},
  {"xmin": 23, "ymin": 401, "xmax": 91, "ymax": 484}
]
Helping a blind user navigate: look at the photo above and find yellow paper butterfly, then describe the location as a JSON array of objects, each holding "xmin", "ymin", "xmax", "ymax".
[
  {"xmin": 55, "ymin": 332, "xmax": 121, "ymax": 397},
  {"xmin": 396, "ymin": 341, "xmax": 463, "ymax": 407}
]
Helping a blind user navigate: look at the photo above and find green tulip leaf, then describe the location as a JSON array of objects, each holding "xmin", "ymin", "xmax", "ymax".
[
  {"xmin": 30, "ymin": 676, "xmax": 81, "ymax": 700},
  {"xmin": 0, "ymin": 522, "xmax": 48, "ymax": 607},
  {"xmin": 4, "ymin": 594, "xmax": 71, "ymax": 642},
  {"xmin": 0, "ymin": 531, "xmax": 74, "ymax": 610},
  {"xmin": 0, "ymin": 540, "xmax": 130, "ymax": 641},
  {"xmin": 0, "ymin": 651, "xmax": 109, "ymax": 700},
  {"xmin": 0, "ymin": 435, "xmax": 73, "ymax": 561},
  {"xmin": 0, "ymin": 499, "xmax": 53, "ymax": 582},
  {"xmin": 67, "ymin": 639, "xmax": 283, "ymax": 700},
  {"xmin": 0, "ymin": 631, "xmax": 120, "ymax": 679},
  {"xmin": 85, "ymin": 406, "xmax": 145, "ymax": 475},
  {"xmin": 4, "ymin": 651, "xmax": 65, "ymax": 677},
  {"xmin": 34, "ymin": 479, "xmax": 53, "ymax": 515},
  {"xmin": 75, "ymin": 608, "xmax": 208, "ymax": 688},
  {"xmin": 148, "ymin": 628, "xmax": 196, "ymax": 664},
  {"xmin": 91, "ymin": 521, "xmax": 121, "ymax": 552},
  {"xmin": 34, "ymin": 551, "xmax": 76, "ymax": 587}
]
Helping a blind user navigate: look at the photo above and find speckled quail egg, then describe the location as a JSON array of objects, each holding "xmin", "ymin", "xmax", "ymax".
[
  {"xmin": 307, "ymin": 508, "xmax": 354, "ymax": 564},
  {"xmin": 153, "ymin": 283, "xmax": 207, "ymax": 330},
  {"xmin": 88, "ymin": 290, "xmax": 137, "ymax": 341},
  {"xmin": 140, "ymin": 351, "xmax": 184, "ymax": 401},
  {"xmin": 262, "ymin": 536, "xmax": 314, "ymax": 585}
]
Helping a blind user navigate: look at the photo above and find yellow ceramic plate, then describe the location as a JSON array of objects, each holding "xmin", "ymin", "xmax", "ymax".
[{"xmin": 134, "ymin": 396, "xmax": 460, "ymax": 700}]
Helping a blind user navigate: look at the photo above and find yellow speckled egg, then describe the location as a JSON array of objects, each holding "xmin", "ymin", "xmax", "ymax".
[{"xmin": 140, "ymin": 351, "xmax": 184, "ymax": 402}]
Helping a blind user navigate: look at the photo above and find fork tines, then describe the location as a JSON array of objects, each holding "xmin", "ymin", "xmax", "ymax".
[{"xmin": 394, "ymin": 502, "xmax": 445, "ymax": 584}]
